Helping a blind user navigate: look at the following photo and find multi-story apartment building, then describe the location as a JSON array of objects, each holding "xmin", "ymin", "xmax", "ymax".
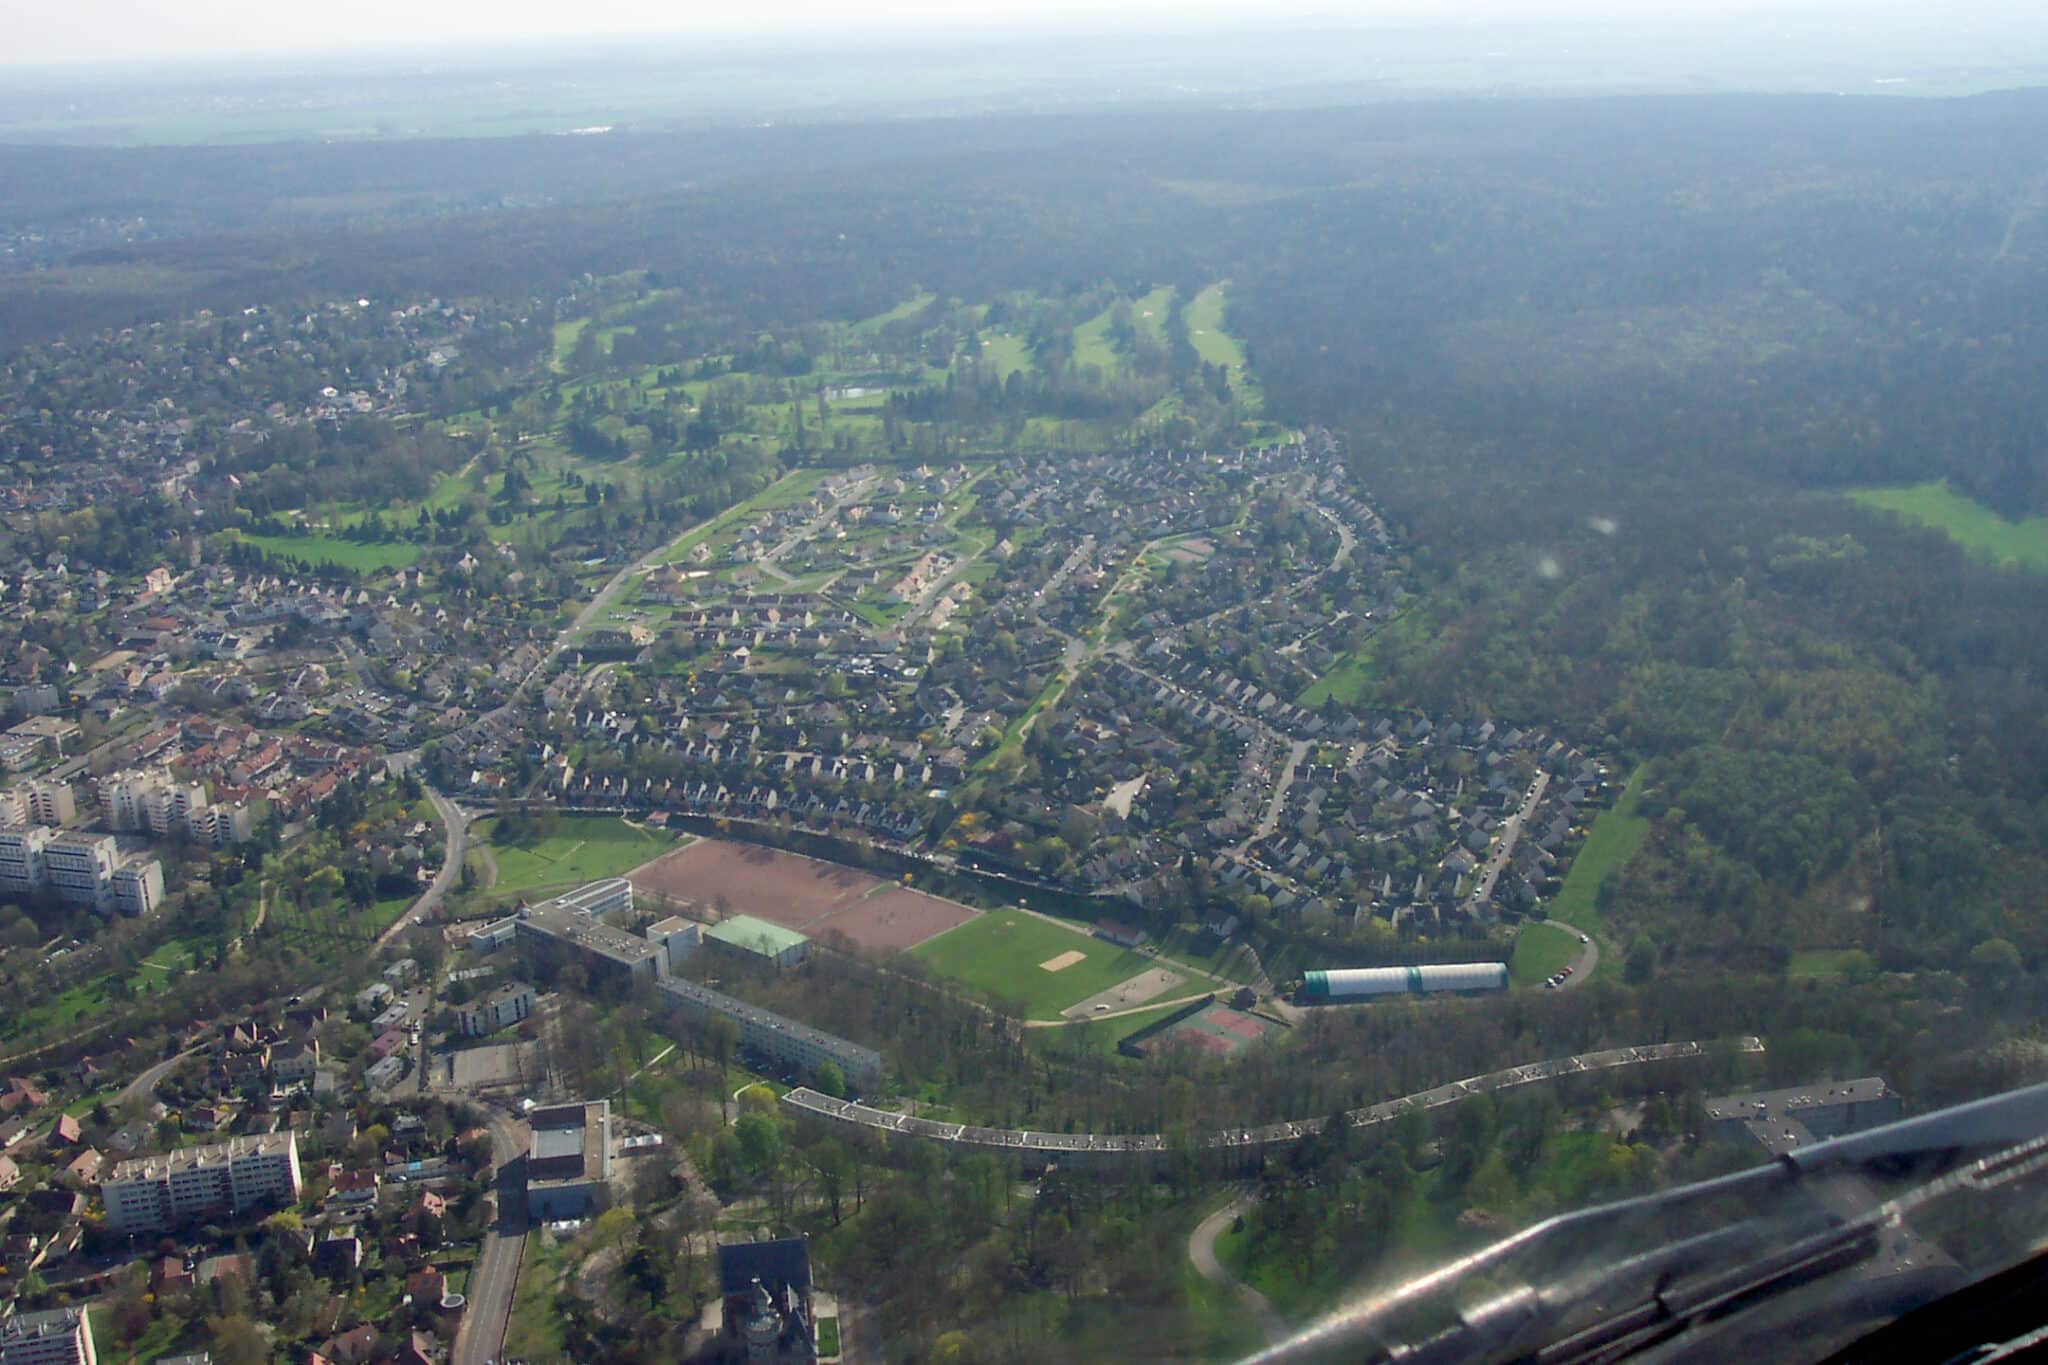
[
  {"xmin": 457, "ymin": 982, "xmax": 537, "ymax": 1037},
  {"xmin": 111, "ymin": 862, "xmax": 166, "ymax": 917},
  {"xmin": 41, "ymin": 832, "xmax": 116, "ymax": 910},
  {"xmin": 98, "ymin": 1133, "xmax": 302, "ymax": 1235},
  {"xmin": 0, "ymin": 825, "xmax": 50, "ymax": 897},
  {"xmin": 97, "ymin": 769, "xmax": 249, "ymax": 846},
  {"xmin": 0, "ymin": 1307, "xmax": 96, "ymax": 1365}
]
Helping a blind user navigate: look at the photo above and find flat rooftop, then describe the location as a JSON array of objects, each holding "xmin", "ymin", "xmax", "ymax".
[
  {"xmin": 657, "ymin": 977, "xmax": 879, "ymax": 1070},
  {"xmin": 705, "ymin": 914, "xmax": 808, "ymax": 956},
  {"xmin": 517, "ymin": 903, "xmax": 661, "ymax": 966},
  {"xmin": 108, "ymin": 1131, "xmax": 295, "ymax": 1181},
  {"xmin": 547, "ymin": 877, "xmax": 632, "ymax": 913},
  {"xmin": 1704, "ymin": 1078, "xmax": 1891, "ymax": 1123}
]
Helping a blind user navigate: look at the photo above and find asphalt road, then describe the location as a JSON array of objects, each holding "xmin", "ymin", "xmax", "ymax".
[
  {"xmin": 453, "ymin": 1105, "xmax": 531, "ymax": 1365},
  {"xmin": 1188, "ymin": 1192, "xmax": 1287, "ymax": 1346},
  {"xmin": 373, "ymin": 784, "xmax": 469, "ymax": 952},
  {"xmin": 1524, "ymin": 918, "xmax": 1602, "ymax": 991}
]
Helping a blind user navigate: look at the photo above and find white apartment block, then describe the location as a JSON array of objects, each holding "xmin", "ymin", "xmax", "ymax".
[
  {"xmin": 0, "ymin": 825, "xmax": 50, "ymax": 897},
  {"xmin": 111, "ymin": 861, "xmax": 166, "ymax": 917},
  {"xmin": 97, "ymin": 769, "xmax": 248, "ymax": 846},
  {"xmin": 0, "ymin": 781, "xmax": 74, "ymax": 831},
  {"xmin": 0, "ymin": 1307, "xmax": 97, "ymax": 1365},
  {"xmin": 457, "ymin": 982, "xmax": 536, "ymax": 1037},
  {"xmin": 42, "ymin": 832, "xmax": 117, "ymax": 910},
  {"xmin": 99, "ymin": 1132, "xmax": 302, "ymax": 1235}
]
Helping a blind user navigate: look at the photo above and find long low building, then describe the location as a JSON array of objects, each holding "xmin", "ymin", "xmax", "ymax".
[
  {"xmin": 784, "ymin": 1038, "xmax": 1761, "ymax": 1171},
  {"xmin": 657, "ymin": 977, "xmax": 882, "ymax": 1090},
  {"xmin": 1300, "ymin": 962, "xmax": 1508, "ymax": 1001},
  {"xmin": 99, "ymin": 1132, "xmax": 303, "ymax": 1235}
]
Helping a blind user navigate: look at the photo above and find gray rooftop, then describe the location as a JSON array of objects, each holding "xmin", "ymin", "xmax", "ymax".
[{"xmin": 1703, "ymin": 1078, "xmax": 1891, "ymax": 1122}]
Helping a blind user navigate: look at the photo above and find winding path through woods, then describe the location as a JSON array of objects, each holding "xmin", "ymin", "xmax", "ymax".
[{"xmin": 1190, "ymin": 1192, "xmax": 1288, "ymax": 1346}]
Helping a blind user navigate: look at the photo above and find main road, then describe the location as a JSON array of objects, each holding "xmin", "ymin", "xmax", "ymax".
[
  {"xmin": 374, "ymin": 783, "xmax": 471, "ymax": 951},
  {"xmin": 452, "ymin": 1104, "xmax": 531, "ymax": 1365}
]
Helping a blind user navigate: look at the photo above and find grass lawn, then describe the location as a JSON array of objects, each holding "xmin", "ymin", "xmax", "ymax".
[
  {"xmin": 1131, "ymin": 284, "xmax": 1176, "ymax": 345},
  {"xmin": 854, "ymin": 289, "xmax": 934, "ymax": 331},
  {"xmin": 552, "ymin": 317, "xmax": 591, "ymax": 370},
  {"xmin": 1848, "ymin": 481, "xmax": 2048, "ymax": 572},
  {"xmin": 816, "ymin": 1317, "xmax": 841, "ymax": 1357},
  {"xmin": 1788, "ymin": 948, "xmax": 1873, "ymax": 981},
  {"xmin": 979, "ymin": 330, "xmax": 1034, "ymax": 379},
  {"xmin": 88, "ymin": 1308, "xmax": 186, "ymax": 1365},
  {"xmin": 1184, "ymin": 282, "xmax": 1248, "ymax": 371},
  {"xmin": 911, "ymin": 910, "xmax": 1155, "ymax": 1020},
  {"xmin": 477, "ymin": 814, "xmax": 683, "ymax": 899},
  {"xmin": 1547, "ymin": 766, "xmax": 1650, "ymax": 938},
  {"xmin": 226, "ymin": 530, "xmax": 419, "ymax": 572},
  {"xmin": 1297, "ymin": 600, "xmax": 1434, "ymax": 708},
  {"xmin": 504, "ymin": 1234, "xmax": 569, "ymax": 1360},
  {"xmin": 1508, "ymin": 920, "xmax": 1581, "ymax": 988},
  {"xmin": 1070, "ymin": 305, "xmax": 1124, "ymax": 374},
  {"xmin": 1034, "ymin": 997, "xmax": 1197, "ymax": 1057}
]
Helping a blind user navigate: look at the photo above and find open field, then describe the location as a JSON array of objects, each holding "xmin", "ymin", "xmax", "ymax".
[
  {"xmin": 1547, "ymin": 767, "xmax": 1648, "ymax": 937},
  {"xmin": 1508, "ymin": 919, "xmax": 1582, "ymax": 987},
  {"xmin": 1847, "ymin": 481, "xmax": 2048, "ymax": 572},
  {"xmin": 479, "ymin": 815, "xmax": 684, "ymax": 899},
  {"xmin": 811, "ymin": 885, "xmax": 977, "ymax": 954},
  {"xmin": 979, "ymin": 330, "xmax": 1034, "ymax": 378},
  {"xmin": 909, "ymin": 909, "xmax": 1154, "ymax": 1020},
  {"xmin": 1788, "ymin": 948, "xmax": 1872, "ymax": 981},
  {"xmin": 1185, "ymin": 282, "xmax": 1246, "ymax": 371},
  {"xmin": 226, "ymin": 530, "xmax": 420, "ymax": 572},
  {"xmin": 855, "ymin": 290, "xmax": 935, "ymax": 331},
  {"xmin": 631, "ymin": 838, "xmax": 976, "ymax": 954},
  {"xmin": 630, "ymin": 837, "xmax": 880, "ymax": 923},
  {"xmin": 1070, "ymin": 305, "xmax": 1123, "ymax": 373}
]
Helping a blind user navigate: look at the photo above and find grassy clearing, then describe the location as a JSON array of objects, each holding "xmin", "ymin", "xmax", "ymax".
[
  {"xmin": 854, "ymin": 289, "xmax": 935, "ymax": 331},
  {"xmin": 1848, "ymin": 481, "xmax": 2048, "ymax": 572},
  {"xmin": 816, "ymin": 1317, "xmax": 841, "ymax": 1357},
  {"xmin": 1788, "ymin": 948, "xmax": 1872, "ymax": 981},
  {"xmin": 1548, "ymin": 766, "xmax": 1649, "ymax": 938},
  {"xmin": 1036, "ymin": 998, "xmax": 1197, "ymax": 1056},
  {"xmin": 1070, "ymin": 306, "xmax": 1123, "ymax": 373},
  {"xmin": 226, "ymin": 530, "xmax": 419, "ymax": 572},
  {"xmin": 1508, "ymin": 920, "xmax": 1581, "ymax": 988},
  {"xmin": 910, "ymin": 910, "xmax": 1153, "ymax": 1020},
  {"xmin": 1297, "ymin": 602, "xmax": 1433, "ymax": 707},
  {"xmin": 979, "ymin": 330, "xmax": 1034, "ymax": 379},
  {"xmin": 1182, "ymin": 1261, "xmax": 1268, "ymax": 1361},
  {"xmin": 477, "ymin": 814, "xmax": 683, "ymax": 898},
  {"xmin": 552, "ymin": 317, "xmax": 591, "ymax": 370},
  {"xmin": 1131, "ymin": 285, "xmax": 1176, "ymax": 346},
  {"xmin": 1185, "ymin": 282, "xmax": 1247, "ymax": 370}
]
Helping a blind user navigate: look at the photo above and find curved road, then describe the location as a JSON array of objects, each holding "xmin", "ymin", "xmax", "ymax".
[
  {"xmin": 1523, "ymin": 919, "xmax": 1602, "ymax": 991},
  {"xmin": 374, "ymin": 784, "xmax": 470, "ymax": 952},
  {"xmin": 1190, "ymin": 1193, "xmax": 1287, "ymax": 1346}
]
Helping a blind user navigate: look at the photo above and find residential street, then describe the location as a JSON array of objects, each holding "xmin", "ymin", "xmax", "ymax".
[{"xmin": 452, "ymin": 1105, "xmax": 531, "ymax": 1365}]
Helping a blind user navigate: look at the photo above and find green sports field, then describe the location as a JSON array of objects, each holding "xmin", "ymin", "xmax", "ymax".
[
  {"xmin": 477, "ymin": 814, "xmax": 684, "ymax": 900},
  {"xmin": 911, "ymin": 910, "xmax": 1154, "ymax": 1020}
]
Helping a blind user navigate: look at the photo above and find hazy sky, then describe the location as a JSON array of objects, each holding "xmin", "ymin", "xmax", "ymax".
[{"xmin": 4, "ymin": 0, "xmax": 1972, "ymax": 71}]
